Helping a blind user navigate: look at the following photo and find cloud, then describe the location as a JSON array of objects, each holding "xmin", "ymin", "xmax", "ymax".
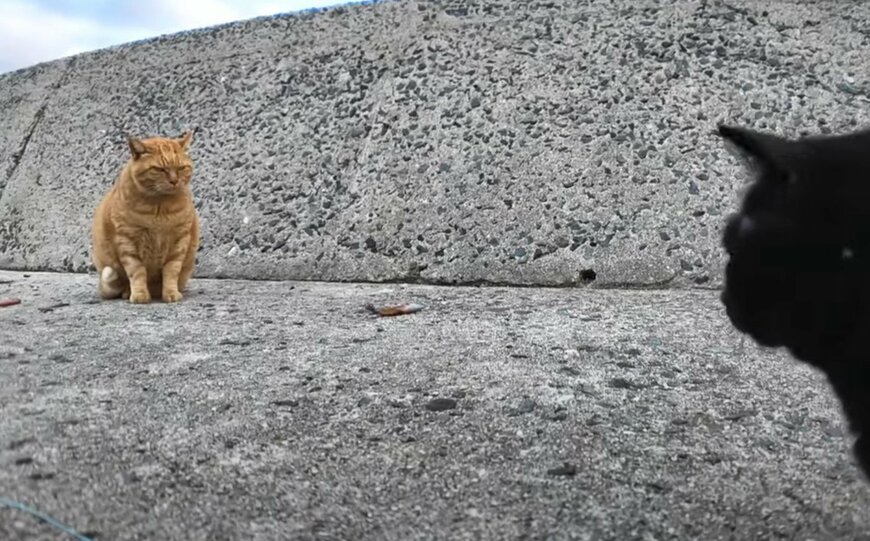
[
  {"xmin": 0, "ymin": 0, "xmax": 352, "ymax": 74},
  {"xmin": 125, "ymin": 0, "xmax": 250, "ymax": 31},
  {"xmin": 0, "ymin": 1, "xmax": 135, "ymax": 73}
]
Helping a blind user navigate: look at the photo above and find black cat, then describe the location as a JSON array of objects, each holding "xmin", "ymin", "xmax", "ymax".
[{"xmin": 718, "ymin": 124, "xmax": 870, "ymax": 477}]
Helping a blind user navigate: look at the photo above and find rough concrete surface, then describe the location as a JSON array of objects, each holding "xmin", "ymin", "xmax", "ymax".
[
  {"xmin": 1, "ymin": 270, "xmax": 869, "ymax": 540},
  {"xmin": 1, "ymin": 0, "xmax": 869, "ymax": 286}
]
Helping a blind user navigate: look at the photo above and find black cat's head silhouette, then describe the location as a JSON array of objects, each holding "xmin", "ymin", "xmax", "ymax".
[{"xmin": 719, "ymin": 124, "xmax": 870, "ymax": 476}]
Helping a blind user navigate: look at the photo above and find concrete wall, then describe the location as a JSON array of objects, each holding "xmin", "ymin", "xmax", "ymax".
[{"xmin": 0, "ymin": 0, "xmax": 868, "ymax": 287}]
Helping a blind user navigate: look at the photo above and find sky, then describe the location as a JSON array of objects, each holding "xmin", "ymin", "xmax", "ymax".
[{"xmin": 0, "ymin": 0, "xmax": 351, "ymax": 74}]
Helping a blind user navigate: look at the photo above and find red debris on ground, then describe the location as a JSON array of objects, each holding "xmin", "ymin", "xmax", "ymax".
[{"xmin": 365, "ymin": 302, "xmax": 425, "ymax": 317}]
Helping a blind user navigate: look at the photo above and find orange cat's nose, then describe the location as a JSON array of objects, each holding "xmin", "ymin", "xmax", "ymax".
[{"xmin": 168, "ymin": 171, "xmax": 179, "ymax": 186}]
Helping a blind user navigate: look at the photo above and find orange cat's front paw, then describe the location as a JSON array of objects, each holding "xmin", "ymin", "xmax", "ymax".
[
  {"xmin": 129, "ymin": 289, "xmax": 151, "ymax": 304},
  {"xmin": 162, "ymin": 290, "xmax": 183, "ymax": 303}
]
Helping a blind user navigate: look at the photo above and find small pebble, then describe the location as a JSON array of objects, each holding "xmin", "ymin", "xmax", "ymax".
[
  {"xmin": 425, "ymin": 397, "xmax": 457, "ymax": 411},
  {"xmin": 547, "ymin": 462, "xmax": 577, "ymax": 477},
  {"xmin": 514, "ymin": 398, "xmax": 537, "ymax": 415},
  {"xmin": 608, "ymin": 378, "xmax": 635, "ymax": 389}
]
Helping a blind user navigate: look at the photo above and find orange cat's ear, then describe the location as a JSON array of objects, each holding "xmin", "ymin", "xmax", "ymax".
[
  {"xmin": 177, "ymin": 130, "xmax": 193, "ymax": 151},
  {"xmin": 127, "ymin": 136, "xmax": 147, "ymax": 160}
]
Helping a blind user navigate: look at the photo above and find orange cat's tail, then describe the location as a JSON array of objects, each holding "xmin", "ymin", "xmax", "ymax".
[{"xmin": 99, "ymin": 266, "xmax": 124, "ymax": 299}]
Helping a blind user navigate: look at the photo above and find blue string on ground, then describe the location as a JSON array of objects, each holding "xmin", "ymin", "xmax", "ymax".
[{"xmin": 0, "ymin": 497, "xmax": 94, "ymax": 541}]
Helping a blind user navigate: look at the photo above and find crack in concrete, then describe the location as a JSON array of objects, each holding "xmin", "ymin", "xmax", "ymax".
[
  {"xmin": 2, "ymin": 103, "xmax": 45, "ymax": 192},
  {"xmin": 1, "ymin": 58, "xmax": 76, "ymax": 203}
]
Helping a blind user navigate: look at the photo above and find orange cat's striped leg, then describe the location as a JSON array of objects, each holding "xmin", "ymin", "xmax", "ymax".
[
  {"xmin": 176, "ymin": 243, "xmax": 197, "ymax": 294},
  {"xmin": 98, "ymin": 267, "xmax": 125, "ymax": 299},
  {"xmin": 119, "ymin": 254, "xmax": 150, "ymax": 304},
  {"xmin": 161, "ymin": 260, "xmax": 184, "ymax": 303},
  {"xmin": 161, "ymin": 234, "xmax": 191, "ymax": 303}
]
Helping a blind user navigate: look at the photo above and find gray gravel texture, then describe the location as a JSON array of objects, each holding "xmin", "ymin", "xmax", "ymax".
[
  {"xmin": 1, "ymin": 0, "xmax": 869, "ymax": 286},
  {"xmin": 1, "ymin": 270, "xmax": 869, "ymax": 540}
]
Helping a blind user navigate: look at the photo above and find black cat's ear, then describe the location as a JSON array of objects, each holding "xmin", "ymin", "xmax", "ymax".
[
  {"xmin": 127, "ymin": 136, "xmax": 147, "ymax": 159},
  {"xmin": 717, "ymin": 124, "xmax": 796, "ymax": 176}
]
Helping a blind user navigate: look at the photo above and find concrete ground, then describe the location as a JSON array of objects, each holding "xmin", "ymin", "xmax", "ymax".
[{"xmin": 1, "ymin": 270, "xmax": 869, "ymax": 540}]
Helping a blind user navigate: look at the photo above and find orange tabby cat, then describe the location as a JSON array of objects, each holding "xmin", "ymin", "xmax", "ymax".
[{"xmin": 91, "ymin": 131, "xmax": 200, "ymax": 304}]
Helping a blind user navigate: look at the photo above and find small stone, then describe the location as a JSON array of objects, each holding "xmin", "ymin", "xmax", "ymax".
[
  {"xmin": 724, "ymin": 408, "xmax": 757, "ymax": 421},
  {"xmin": 608, "ymin": 378, "xmax": 635, "ymax": 390},
  {"xmin": 425, "ymin": 397, "xmax": 457, "ymax": 411},
  {"xmin": 645, "ymin": 481, "xmax": 670, "ymax": 493},
  {"xmin": 38, "ymin": 303, "xmax": 69, "ymax": 313},
  {"xmin": 837, "ymin": 82, "xmax": 862, "ymax": 95},
  {"xmin": 547, "ymin": 462, "xmax": 577, "ymax": 477},
  {"xmin": 514, "ymin": 398, "xmax": 537, "ymax": 415},
  {"xmin": 219, "ymin": 338, "xmax": 252, "ymax": 346},
  {"xmin": 704, "ymin": 453, "xmax": 723, "ymax": 465},
  {"xmin": 824, "ymin": 425, "xmax": 844, "ymax": 438}
]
